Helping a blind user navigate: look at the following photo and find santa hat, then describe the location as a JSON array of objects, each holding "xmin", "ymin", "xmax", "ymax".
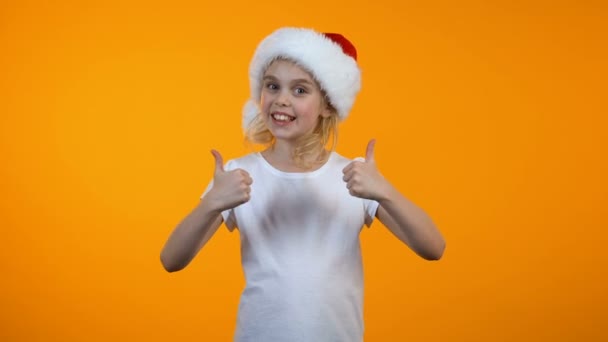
[{"xmin": 242, "ymin": 27, "xmax": 361, "ymax": 130}]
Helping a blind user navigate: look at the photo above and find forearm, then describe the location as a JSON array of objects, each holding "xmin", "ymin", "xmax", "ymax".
[
  {"xmin": 160, "ymin": 197, "xmax": 223, "ymax": 272},
  {"xmin": 377, "ymin": 184, "xmax": 445, "ymax": 260}
]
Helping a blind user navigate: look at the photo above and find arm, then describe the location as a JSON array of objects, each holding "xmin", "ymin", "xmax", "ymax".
[
  {"xmin": 343, "ymin": 139, "xmax": 445, "ymax": 260},
  {"xmin": 375, "ymin": 186, "xmax": 445, "ymax": 260},
  {"xmin": 160, "ymin": 150, "xmax": 252, "ymax": 272},
  {"xmin": 160, "ymin": 198, "xmax": 224, "ymax": 272}
]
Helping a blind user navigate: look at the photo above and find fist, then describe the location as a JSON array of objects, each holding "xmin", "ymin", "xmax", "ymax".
[
  {"xmin": 342, "ymin": 139, "xmax": 388, "ymax": 200},
  {"xmin": 207, "ymin": 149, "xmax": 253, "ymax": 212}
]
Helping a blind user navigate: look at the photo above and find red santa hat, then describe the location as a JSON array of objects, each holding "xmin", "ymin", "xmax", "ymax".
[{"xmin": 242, "ymin": 27, "xmax": 361, "ymax": 130}]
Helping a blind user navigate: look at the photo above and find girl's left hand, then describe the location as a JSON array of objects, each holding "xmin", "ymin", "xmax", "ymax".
[{"xmin": 342, "ymin": 139, "xmax": 391, "ymax": 201}]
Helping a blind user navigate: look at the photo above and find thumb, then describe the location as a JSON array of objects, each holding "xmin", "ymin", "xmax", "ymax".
[
  {"xmin": 210, "ymin": 149, "xmax": 224, "ymax": 174},
  {"xmin": 365, "ymin": 139, "xmax": 376, "ymax": 163}
]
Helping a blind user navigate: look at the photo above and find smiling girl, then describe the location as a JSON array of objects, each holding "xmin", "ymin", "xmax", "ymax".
[{"xmin": 161, "ymin": 27, "xmax": 446, "ymax": 342}]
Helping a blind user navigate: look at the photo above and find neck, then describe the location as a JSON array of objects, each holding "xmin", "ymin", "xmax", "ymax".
[{"xmin": 262, "ymin": 140, "xmax": 329, "ymax": 172}]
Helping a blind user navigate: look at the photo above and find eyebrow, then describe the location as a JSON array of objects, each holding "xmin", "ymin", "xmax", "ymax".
[{"xmin": 263, "ymin": 75, "xmax": 315, "ymax": 86}]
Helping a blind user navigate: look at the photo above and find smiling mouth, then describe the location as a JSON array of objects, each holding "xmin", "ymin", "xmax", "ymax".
[{"xmin": 271, "ymin": 113, "xmax": 296, "ymax": 122}]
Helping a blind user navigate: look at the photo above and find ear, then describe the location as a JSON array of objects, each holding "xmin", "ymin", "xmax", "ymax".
[
  {"xmin": 320, "ymin": 97, "xmax": 337, "ymax": 118},
  {"xmin": 320, "ymin": 105, "xmax": 333, "ymax": 118}
]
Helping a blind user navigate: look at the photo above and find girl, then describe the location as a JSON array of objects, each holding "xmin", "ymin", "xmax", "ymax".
[{"xmin": 161, "ymin": 27, "xmax": 445, "ymax": 341}]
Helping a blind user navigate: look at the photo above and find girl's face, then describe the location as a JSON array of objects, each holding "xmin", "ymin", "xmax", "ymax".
[{"xmin": 260, "ymin": 59, "xmax": 331, "ymax": 143}]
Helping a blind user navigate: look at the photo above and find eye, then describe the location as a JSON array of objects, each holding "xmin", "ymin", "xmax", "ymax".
[
  {"xmin": 294, "ymin": 87, "xmax": 308, "ymax": 95},
  {"xmin": 265, "ymin": 82, "xmax": 279, "ymax": 90}
]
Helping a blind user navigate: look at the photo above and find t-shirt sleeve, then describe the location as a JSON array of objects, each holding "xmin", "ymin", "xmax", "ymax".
[
  {"xmin": 363, "ymin": 198, "xmax": 380, "ymax": 228},
  {"xmin": 200, "ymin": 160, "xmax": 238, "ymax": 232},
  {"xmin": 351, "ymin": 156, "xmax": 380, "ymax": 228}
]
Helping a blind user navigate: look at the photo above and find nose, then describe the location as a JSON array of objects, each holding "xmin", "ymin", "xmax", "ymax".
[{"xmin": 275, "ymin": 89, "xmax": 290, "ymax": 106}]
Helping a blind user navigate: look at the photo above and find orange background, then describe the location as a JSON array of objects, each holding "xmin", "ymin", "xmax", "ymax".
[{"xmin": 1, "ymin": 0, "xmax": 607, "ymax": 341}]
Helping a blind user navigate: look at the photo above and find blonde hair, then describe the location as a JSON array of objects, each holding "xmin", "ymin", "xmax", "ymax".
[{"xmin": 245, "ymin": 58, "xmax": 339, "ymax": 169}]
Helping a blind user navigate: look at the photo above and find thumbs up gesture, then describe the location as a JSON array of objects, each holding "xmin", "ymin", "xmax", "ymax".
[
  {"xmin": 206, "ymin": 150, "xmax": 253, "ymax": 212},
  {"xmin": 342, "ymin": 139, "xmax": 389, "ymax": 200}
]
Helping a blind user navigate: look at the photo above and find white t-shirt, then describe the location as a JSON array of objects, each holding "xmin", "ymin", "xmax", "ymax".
[{"xmin": 201, "ymin": 151, "xmax": 379, "ymax": 342}]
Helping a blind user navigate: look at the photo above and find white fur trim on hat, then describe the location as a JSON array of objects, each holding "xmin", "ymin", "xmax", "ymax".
[{"xmin": 242, "ymin": 27, "xmax": 361, "ymax": 131}]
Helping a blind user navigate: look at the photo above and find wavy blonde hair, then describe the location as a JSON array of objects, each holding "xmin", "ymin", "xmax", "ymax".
[{"xmin": 245, "ymin": 58, "xmax": 339, "ymax": 169}]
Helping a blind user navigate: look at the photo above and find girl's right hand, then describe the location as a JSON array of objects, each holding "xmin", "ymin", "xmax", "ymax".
[{"xmin": 206, "ymin": 149, "xmax": 253, "ymax": 212}]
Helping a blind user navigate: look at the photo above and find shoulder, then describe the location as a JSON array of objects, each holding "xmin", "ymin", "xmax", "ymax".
[
  {"xmin": 224, "ymin": 152, "xmax": 261, "ymax": 171},
  {"xmin": 328, "ymin": 151, "xmax": 363, "ymax": 169}
]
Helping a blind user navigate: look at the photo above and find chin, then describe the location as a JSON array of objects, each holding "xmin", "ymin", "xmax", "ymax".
[{"xmin": 270, "ymin": 132, "xmax": 299, "ymax": 142}]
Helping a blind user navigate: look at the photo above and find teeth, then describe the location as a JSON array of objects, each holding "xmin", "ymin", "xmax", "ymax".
[{"xmin": 273, "ymin": 114, "xmax": 293, "ymax": 122}]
